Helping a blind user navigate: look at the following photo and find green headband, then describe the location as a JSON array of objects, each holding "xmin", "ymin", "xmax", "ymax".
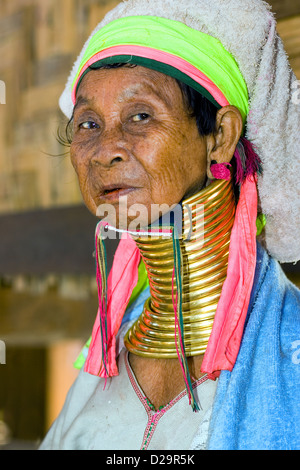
[{"xmin": 72, "ymin": 16, "xmax": 249, "ymax": 122}]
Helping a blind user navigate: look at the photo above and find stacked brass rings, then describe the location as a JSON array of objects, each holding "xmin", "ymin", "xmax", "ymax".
[{"xmin": 124, "ymin": 179, "xmax": 236, "ymax": 358}]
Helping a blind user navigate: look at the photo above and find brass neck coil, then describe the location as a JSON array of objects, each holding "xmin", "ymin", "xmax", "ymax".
[{"xmin": 124, "ymin": 179, "xmax": 236, "ymax": 358}]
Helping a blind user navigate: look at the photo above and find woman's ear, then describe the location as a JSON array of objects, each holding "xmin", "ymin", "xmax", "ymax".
[{"xmin": 206, "ymin": 106, "xmax": 243, "ymax": 179}]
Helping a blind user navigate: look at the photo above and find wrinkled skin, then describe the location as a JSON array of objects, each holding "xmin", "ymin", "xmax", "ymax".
[
  {"xmin": 71, "ymin": 65, "xmax": 242, "ymax": 409},
  {"xmin": 71, "ymin": 66, "xmax": 210, "ymax": 230}
]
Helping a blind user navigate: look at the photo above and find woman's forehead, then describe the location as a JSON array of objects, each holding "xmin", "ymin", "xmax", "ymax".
[{"xmin": 76, "ymin": 65, "xmax": 182, "ymax": 108}]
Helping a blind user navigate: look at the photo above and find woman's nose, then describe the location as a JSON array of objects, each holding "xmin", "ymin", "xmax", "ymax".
[{"xmin": 90, "ymin": 126, "xmax": 129, "ymax": 168}]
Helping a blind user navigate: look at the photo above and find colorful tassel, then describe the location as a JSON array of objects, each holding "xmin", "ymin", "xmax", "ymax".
[
  {"xmin": 95, "ymin": 222, "xmax": 109, "ymax": 382},
  {"xmin": 172, "ymin": 226, "xmax": 200, "ymax": 412},
  {"xmin": 211, "ymin": 138, "xmax": 262, "ymax": 184},
  {"xmin": 234, "ymin": 137, "xmax": 262, "ymax": 184}
]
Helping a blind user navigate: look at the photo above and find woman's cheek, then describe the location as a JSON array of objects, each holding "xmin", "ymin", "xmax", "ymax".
[{"xmin": 70, "ymin": 142, "xmax": 84, "ymax": 173}]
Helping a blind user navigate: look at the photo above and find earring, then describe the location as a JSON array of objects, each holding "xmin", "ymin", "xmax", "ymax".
[{"xmin": 210, "ymin": 160, "xmax": 232, "ymax": 181}]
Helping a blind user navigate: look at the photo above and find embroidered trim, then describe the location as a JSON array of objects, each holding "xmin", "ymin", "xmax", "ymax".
[{"xmin": 124, "ymin": 352, "xmax": 208, "ymax": 450}]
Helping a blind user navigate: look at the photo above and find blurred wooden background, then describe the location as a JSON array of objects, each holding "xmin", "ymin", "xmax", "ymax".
[{"xmin": 0, "ymin": 0, "xmax": 299, "ymax": 448}]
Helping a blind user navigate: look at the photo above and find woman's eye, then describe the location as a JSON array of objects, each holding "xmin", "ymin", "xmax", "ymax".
[
  {"xmin": 79, "ymin": 121, "xmax": 99, "ymax": 129},
  {"xmin": 131, "ymin": 113, "xmax": 150, "ymax": 122}
]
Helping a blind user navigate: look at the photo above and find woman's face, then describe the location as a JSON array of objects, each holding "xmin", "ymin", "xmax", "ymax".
[{"xmin": 71, "ymin": 65, "xmax": 210, "ymax": 230}]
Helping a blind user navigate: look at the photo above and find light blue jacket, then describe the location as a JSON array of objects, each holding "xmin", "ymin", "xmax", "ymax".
[{"xmin": 206, "ymin": 242, "xmax": 300, "ymax": 450}]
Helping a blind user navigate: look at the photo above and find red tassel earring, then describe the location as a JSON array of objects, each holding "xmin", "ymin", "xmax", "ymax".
[{"xmin": 210, "ymin": 160, "xmax": 232, "ymax": 181}]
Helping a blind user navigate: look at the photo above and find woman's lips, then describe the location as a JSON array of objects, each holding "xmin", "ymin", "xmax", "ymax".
[{"xmin": 97, "ymin": 185, "xmax": 138, "ymax": 203}]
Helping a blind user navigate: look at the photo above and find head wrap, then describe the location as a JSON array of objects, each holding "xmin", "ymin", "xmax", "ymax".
[
  {"xmin": 71, "ymin": 16, "xmax": 249, "ymax": 124},
  {"xmin": 60, "ymin": 0, "xmax": 300, "ymax": 264}
]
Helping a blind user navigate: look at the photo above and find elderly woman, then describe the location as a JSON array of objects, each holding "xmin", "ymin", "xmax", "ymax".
[{"xmin": 40, "ymin": 0, "xmax": 300, "ymax": 450}]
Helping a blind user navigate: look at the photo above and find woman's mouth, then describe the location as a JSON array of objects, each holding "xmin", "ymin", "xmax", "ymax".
[{"xmin": 99, "ymin": 185, "xmax": 137, "ymax": 201}]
